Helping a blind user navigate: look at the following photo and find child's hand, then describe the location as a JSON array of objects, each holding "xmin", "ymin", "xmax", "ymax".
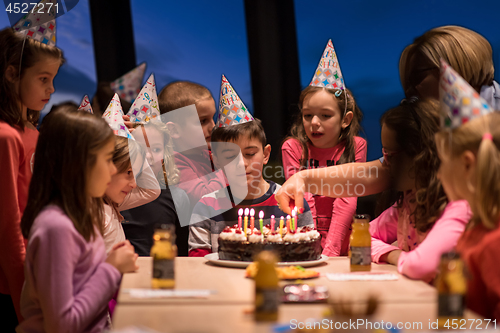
[
  {"xmin": 122, "ymin": 115, "xmax": 136, "ymax": 133},
  {"xmin": 275, "ymin": 172, "xmax": 306, "ymax": 215},
  {"xmin": 106, "ymin": 240, "xmax": 139, "ymax": 274}
]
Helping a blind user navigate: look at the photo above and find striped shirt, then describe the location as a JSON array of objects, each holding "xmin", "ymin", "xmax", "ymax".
[{"xmin": 188, "ymin": 181, "xmax": 313, "ymax": 255}]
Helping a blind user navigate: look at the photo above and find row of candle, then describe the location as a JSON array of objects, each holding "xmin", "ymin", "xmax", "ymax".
[{"xmin": 237, "ymin": 207, "xmax": 299, "ymax": 237}]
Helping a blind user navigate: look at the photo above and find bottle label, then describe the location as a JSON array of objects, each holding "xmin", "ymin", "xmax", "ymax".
[
  {"xmin": 153, "ymin": 258, "xmax": 175, "ymax": 280},
  {"xmin": 256, "ymin": 287, "xmax": 279, "ymax": 312},
  {"xmin": 438, "ymin": 294, "xmax": 465, "ymax": 317},
  {"xmin": 350, "ymin": 246, "xmax": 371, "ymax": 266}
]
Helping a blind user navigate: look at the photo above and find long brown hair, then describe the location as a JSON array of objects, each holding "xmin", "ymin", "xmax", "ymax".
[
  {"xmin": 284, "ymin": 86, "xmax": 362, "ymax": 168},
  {"xmin": 0, "ymin": 28, "xmax": 64, "ymax": 129},
  {"xmin": 21, "ymin": 109, "xmax": 115, "ymax": 241},
  {"xmin": 380, "ymin": 99, "xmax": 447, "ymax": 233}
]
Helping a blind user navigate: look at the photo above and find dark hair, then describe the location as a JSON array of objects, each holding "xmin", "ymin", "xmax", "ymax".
[
  {"xmin": 0, "ymin": 28, "xmax": 64, "ymax": 129},
  {"xmin": 158, "ymin": 81, "xmax": 213, "ymax": 115},
  {"xmin": 48, "ymin": 101, "xmax": 78, "ymax": 115},
  {"xmin": 21, "ymin": 109, "xmax": 115, "ymax": 241},
  {"xmin": 284, "ymin": 86, "xmax": 362, "ymax": 168},
  {"xmin": 92, "ymin": 81, "xmax": 132, "ymax": 117},
  {"xmin": 211, "ymin": 119, "xmax": 266, "ymax": 153},
  {"xmin": 380, "ymin": 99, "xmax": 447, "ymax": 233}
]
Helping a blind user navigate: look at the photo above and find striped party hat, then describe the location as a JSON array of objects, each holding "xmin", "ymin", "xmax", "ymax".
[{"xmin": 78, "ymin": 95, "xmax": 93, "ymax": 114}]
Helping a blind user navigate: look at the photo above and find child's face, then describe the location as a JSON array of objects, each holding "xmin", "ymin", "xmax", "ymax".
[
  {"xmin": 302, "ymin": 90, "xmax": 352, "ymax": 149},
  {"xmin": 214, "ymin": 136, "xmax": 270, "ymax": 193},
  {"xmin": 134, "ymin": 126, "xmax": 165, "ymax": 177},
  {"xmin": 18, "ymin": 56, "xmax": 60, "ymax": 111},
  {"xmin": 87, "ymin": 139, "xmax": 117, "ymax": 198},
  {"xmin": 381, "ymin": 124, "xmax": 415, "ymax": 191},
  {"xmin": 105, "ymin": 165, "xmax": 137, "ymax": 204},
  {"xmin": 196, "ymin": 97, "xmax": 216, "ymax": 149}
]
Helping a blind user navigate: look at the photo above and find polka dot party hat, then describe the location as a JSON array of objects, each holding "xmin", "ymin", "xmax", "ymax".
[
  {"xmin": 110, "ymin": 62, "xmax": 147, "ymax": 103},
  {"xmin": 309, "ymin": 39, "xmax": 345, "ymax": 90},
  {"xmin": 216, "ymin": 74, "xmax": 254, "ymax": 128},
  {"xmin": 439, "ymin": 59, "xmax": 493, "ymax": 130},
  {"xmin": 78, "ymin": 95, "xmax": 93, "ymax": 114},
  {"xmin": 127, "ymin": 73, "xmax": 160, "ymax": 123},
  {"xmin": 12, "ymin": 0, "xmax": 57, "ymax": 46},
  {"xmin": 102, "ymin": 93, "xmax": 134, "ymax": 140}
]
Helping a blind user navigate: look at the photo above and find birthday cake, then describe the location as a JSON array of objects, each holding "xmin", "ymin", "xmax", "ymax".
[{"xmin": 218, "ymin": 225, "xmax": 322, "ymax": 262}]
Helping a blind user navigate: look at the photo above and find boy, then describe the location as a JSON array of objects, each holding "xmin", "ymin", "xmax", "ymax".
[{"xmin": 188, "ymin": 76, "xmax": 313, "ymax": 256}]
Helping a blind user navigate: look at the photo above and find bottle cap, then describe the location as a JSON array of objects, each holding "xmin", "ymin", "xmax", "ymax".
[
  {"xmin": 441, "ymin": 251, "xmax": 460, "ymax": 260},
  {"xmin": 353, "ymin": 214, "xmax": 370, "ymax": 222}
]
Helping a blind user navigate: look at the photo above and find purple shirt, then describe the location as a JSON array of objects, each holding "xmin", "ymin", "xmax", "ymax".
[{"xmin": 17, "ymin": 205, "xmax": 121, "ymax": 333}]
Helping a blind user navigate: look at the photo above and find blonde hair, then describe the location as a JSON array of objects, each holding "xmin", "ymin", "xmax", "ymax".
[
  {"xmin": 158, "ymin": 81, "xmax": 213, "ymax": 115},
  {"xmin": 400, "ymin": 26, "xmax": 494, "ymax": 95},
  {"xmin": 435, "ymin": 113, "xmax": 500, "ymax": 229}
]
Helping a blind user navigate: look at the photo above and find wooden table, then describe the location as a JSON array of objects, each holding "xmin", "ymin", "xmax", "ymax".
[{"xmin": 113, "ymin": 257, "xmax": 482, "ymax": 332}]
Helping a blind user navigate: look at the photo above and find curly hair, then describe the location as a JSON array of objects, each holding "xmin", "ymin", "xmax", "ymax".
[
  {"xmin": 283, "ymin": 86, "xmax": 363, "ymax": 168},
  {"xmin": 381, "ymin": 99, "xmax": 447, "ymax": 233}
]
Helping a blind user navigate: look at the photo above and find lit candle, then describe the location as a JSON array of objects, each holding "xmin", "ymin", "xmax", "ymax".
[
  {"xmin": 279, "ymin": 216, "xmax": 284, "ymax": 237},
  {"xmin": 250, "ymin": 208, "xmax": 255, "ymax": 232},
  {"xmin": 291, "ymin": 208, "xmax": 296, "ymax": 232},
  {"xmin": 244, "ymin": 208, "xmax": 249, "ymax": 235},
  {"xmin": 286, "ymin": 215, "xmax": 291, "ymax": 232},
  {"xmin": 259, "ymin": 211, "xmax": 264, "ymax": 234},
  {"xmin": 270, "ymin": 215, "xmax": 276, "ymax": 232},
  {"xmin": 238, "ymin": 208, "xmax": 243, "ymax": 230}
]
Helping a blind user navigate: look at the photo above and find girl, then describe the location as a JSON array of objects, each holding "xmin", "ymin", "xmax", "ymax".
[
  {"xmin": 435, "ymin": 112, "xmax": 500, "ymax": 320},
  {"xmin": 122, "ymin": 121, "xmax": 191, "ymax": 256},
  {"xmin": 18, "ymin": 109, "xmax": 138, "ymax": 332},
  {"xmin": 282, "ymin": 87, "xmax": 366, "ymax": 256},
  {"xmin": 276, "ymin": 25, "xmax": 498, "ymax": 215},
  {"xmin": 370, "ymin": 99, "xmax": 471, "ymax": 283},
  {"xmin": 0, "ymin": 27, "xmax": 63, "ymax": 326},
  {"xmin": 102, "ymin": 135, "xmax": 161, "ymax": 253}
]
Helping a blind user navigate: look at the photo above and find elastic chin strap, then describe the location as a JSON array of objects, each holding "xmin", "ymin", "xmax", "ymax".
[{"xmin": 18, "ymin": 30, "xmax": 27, "ymax": 79}]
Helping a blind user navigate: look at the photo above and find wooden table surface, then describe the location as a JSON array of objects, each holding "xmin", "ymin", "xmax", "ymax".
[
  {"xmin": 113, "ymin": 256, "xmax": 483, "ymax": 332},
  {"xmin": 118, "ymin": 257, "xmax": 436, "ymax": 305}
]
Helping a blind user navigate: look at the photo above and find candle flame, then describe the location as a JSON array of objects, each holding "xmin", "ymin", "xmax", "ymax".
[
  {"xmin": 244, "ymin": 208, "xmax": 249, "ymax": 215},
  {"xmin": 286, "ymin": 215, "xmax": 291, "ymax": 219},
  {"xmin": 271, "ymin": 215, "xmax": 275, "ymax": 219},
  {"xmin": 238, "ymin": 208, "xmax": 243, "ymax": 216},
  {"xmin": 280, "ymin": 216, "xmax": 284, "ymax": 220},
  {"xmin": 250, "ymin": 208, "xmax": 255, "ymax": 217},
  {"xmin": 259, "ymin": 211, "xmax": 264, "ymax": 219}
]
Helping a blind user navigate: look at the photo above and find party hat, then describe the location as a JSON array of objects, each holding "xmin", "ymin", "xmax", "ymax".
[
  {"xmin": 12, "ymin": 0, "xmax": 57, "ymax": 46},
  {"xmin": 110, "ymin": 63, "xmax": 147, "ymax": 103},
  {"xmin": 310, "ymin": 39, "xmax": 345, "ymax": 90},
  {"xmin": 127, "ymin": 73, "xmax": 161, "ymax": 123},
  {"xmin": 102, "ymin": 93, "xmax": 134, "ymax": 139},
  {"xmin": 78, "ymin": 95, "xmax": 93, "ymax": 114},
  {"xmin": 439, "ymin": 59, "xmax": 493, "ymax": 130},
  {"xmin": 216, "ymin": 75, "xmax": 253, "ymax": 128}
]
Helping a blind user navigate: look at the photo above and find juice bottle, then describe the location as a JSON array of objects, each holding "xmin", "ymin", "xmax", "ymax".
[
  {"xmin": 350, "ymin": 214, "xmax": 371, "ymax": 272},
  {"xmin": 435, "ymin": 251, "xmax": 467, "ymax": 329},
  {"xmin": 151, "ymin": 224, "xmax": 177, "ymax": 289},
  {"xmin": 254, "ymin": 251, "xmax": 279, "ymax": 321}
]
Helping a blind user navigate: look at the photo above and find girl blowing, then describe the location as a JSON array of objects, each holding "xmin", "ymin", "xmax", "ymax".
[
  {"xmin": 18, "ymin": 109, "xmax": 138, "ymax": 332},
  {"xmin": 282, "ymin": 87, "xmax": 365, "ymax": 256},
  {"xmin": 370, "ymin": 99, "xmax": 471, "ymax": 282},
  {"xmin": 0, "ymin": 27, "xmax": 63, "ymax": 325}
]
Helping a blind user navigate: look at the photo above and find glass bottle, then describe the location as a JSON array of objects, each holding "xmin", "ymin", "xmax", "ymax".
[
  {"xmin": 350, "ymin": 214, "xmax": 371, "ymax": 272},
  {"xmin": 254, "ymin": 251, "xmax": 279, "ymax": 321},
  {"xmin": 151, "ymin": 224, "xmax": 177, "ymax": 289}
]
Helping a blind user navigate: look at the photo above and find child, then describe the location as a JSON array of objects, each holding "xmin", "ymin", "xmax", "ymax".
[
  {"xmin": 369, "ymin": 99, "xmax": 471, "ymax": 283},
  {"xmin": 101, "ymin": 95, "xmax": 160, "ymax": 253},
  {"xmin": 434, "ymin": 61, "xmax": 500, "ymax": 320},
  {"xmin": 282, "ymin": 40, "xmax": 367, "ymax": 256},
  {"xmin": 158, "ymin": 81, "xmax": 226, "ymax": 208},
  {"xmin": 0, "ymin": 27, "xmax": 63, "ymax": 325},
  {"xmin": 18, "ymin": 109, "xmax": 138, "ymax": 332},
  {"xmin": 122, "ymin": 120, "xmax": 191, "ymax": 256},
  {"xmin": 189, "ymin": 77, "xmax": 314, "ymax": 256}
]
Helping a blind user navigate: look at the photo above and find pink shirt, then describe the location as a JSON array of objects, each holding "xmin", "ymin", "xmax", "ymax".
[
  {"xmin": 282, "ymin": 137, "xmax": 367, "ymax": 256},
  {"xmin": 18, "ymin": 205, "xmax": 121, "ymax": 333},
  {"xmin": 0, "ymin": 121, "xmax": 38, "ymax": 321},
  {"xmin": 370, "ymin": 199, "xmax": 471, "ymax": 282}
]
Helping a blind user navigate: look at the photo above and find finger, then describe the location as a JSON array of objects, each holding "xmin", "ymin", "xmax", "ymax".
[
  {"xmin": 293, "ymin": 183, "xmax": 305, "ymax": 215},
  {"xmin": 275, "ymin": 188, "xmax": 292, "ymax": 215},
  {"xmin": 112, "ymin": 241, "xmax": 127, "ymax": 250}
]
